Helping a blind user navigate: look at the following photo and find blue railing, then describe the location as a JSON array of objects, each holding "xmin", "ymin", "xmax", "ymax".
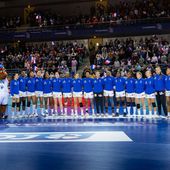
[{"xmin": 0, "ymin": 17, "xmax": 170, "ymax": 42}]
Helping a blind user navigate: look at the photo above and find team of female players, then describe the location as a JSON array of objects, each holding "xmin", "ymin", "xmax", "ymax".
[{"xmin": 10, "ymin": 66, "xmax": 170, "ymax": 118}]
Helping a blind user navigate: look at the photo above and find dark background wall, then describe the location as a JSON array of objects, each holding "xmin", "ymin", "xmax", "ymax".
[
  {"xmin": 0, "ymin": 0, "xmax": 140, "ymax": 17},
  {"xmin": 0, "ymin": 0, "xmax": 97, "ymax": 16}
]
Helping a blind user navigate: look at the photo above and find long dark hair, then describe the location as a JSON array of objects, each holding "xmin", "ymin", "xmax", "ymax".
[
  {"xmin": 11, "ymin": 73, "xmax": 18, "ymax": 80},
  {"xmin": 28, "ymin": 71, "xmax": 34, "ymax": 78},
  {"xmin": 43, "ymin": 71, "xmax": 49, "ymax": 79}
]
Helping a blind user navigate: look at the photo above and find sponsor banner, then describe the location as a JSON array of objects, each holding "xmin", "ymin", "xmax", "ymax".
[{"xmin": 0, "ymin": 131, "xmax": 132, "ymax": 143}]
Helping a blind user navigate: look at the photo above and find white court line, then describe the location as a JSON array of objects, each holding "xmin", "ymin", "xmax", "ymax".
[{"xmin": 6, "ymin": 122, "xmax": 143, "ymax": 128}]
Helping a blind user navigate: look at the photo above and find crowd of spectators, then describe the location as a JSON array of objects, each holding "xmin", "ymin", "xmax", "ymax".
[
  {"xmin": 0, "ymin": 41, "xmax": 87, "ymax": 75},
  {"xmin": 28, "ymin": 0, "xmax": 170, "ymax": 27},
  {"xmin": 89, "ymin": 35, "xmax": 170, "ymax": 77},
  {"xmin": 0, "ymin": 0, "xmax": 169, "ymax": 29},
  {"xmin": 1, "ymin": 34, "xmax": 170, "ymax": 79},
  {"xmin": 0, "ymin": 16, "xmax": 21, "ymax": 29}
]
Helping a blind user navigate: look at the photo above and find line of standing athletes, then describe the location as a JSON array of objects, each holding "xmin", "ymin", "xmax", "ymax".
[{"xmin": 10, "ymin": 66, "xmax": 170, "ymax": 118}]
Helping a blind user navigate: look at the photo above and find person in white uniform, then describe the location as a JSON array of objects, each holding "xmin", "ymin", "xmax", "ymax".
[{"xmin": 0, "ymin": 64, "xmax": 8, "ymax": 119}]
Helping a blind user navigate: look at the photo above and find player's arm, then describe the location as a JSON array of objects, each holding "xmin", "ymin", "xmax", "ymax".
[{"xmin": 10, "ymin": 81, "xmax": 14, "ymax": 96}]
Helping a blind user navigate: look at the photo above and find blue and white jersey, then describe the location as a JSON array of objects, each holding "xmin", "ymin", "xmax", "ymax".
[
  {"xmin": 10, "ymin": 80, "xmax": 19, "ymax": 96},
  {"xmin": 145, "ymin": 77, "xmax": 155, "ymax": 94},
  {"xmin": 61, "ymin": 78, "xmax": 72, "ymax": 93},
  {"xmin": 165, "ymin": 75, "xmax": 170, "ymax": 91},
  {"xmin": 153, "ymin": 74, "xmax": 166, "ymax": 91},
  {"xmin": 72, "ymin": 78, "xmax": 83, "ymax": 92},
  {"xmin": 125, "ymin": 78, "xmax": 135, "ymax": 93},
  {"xmin": 114, "ymin": 77, "xmax": 125, "ymax": 92},
  {"xmin": 93, "ymin": 78, "xmax": 104, "ymax": 93},
  {"xmin": 52, "ymin": 78, "xmax": 62, "ymax": 92},
  {"xmin": 0, "ymin": 79, "xmax": 8, "ymax": 94},
  {"xmin": 135, "ymin": 78, "xmax": 145, "ymax": 94},
  {"xmin": 43, "ymin": 79, "xmax": 52, "ymax": 94},
  {"xmin": 82, "ymin": 78, "xmax": 93, "ymax": 93},
  {"xmin": 103, "ymin": 76, "xmax": 114, "ymax": 91},
  {"xmin": 18, "ymin": 76, "xmax": 27, "ymax": 92},
  {"xmin": 35, "ymin": 77, "xmax": 43, "ymax": 91},
  {"xmin": 26, "ymin": 77, "xmax": 36, "ymax": 92}
]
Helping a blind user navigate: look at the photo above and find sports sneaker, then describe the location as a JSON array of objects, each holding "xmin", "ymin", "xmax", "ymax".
[
  {"xmin": 74, "ymin": 114, "xmax": 78, "ymax": 118},
  {"xmin": 44, "ymin": 111, "xmax": 49, "ymax": 117},
  {"xmin": 53, "ymin": 113, "xmax": 57, "ymax": 118},
  {"xmin": 23, "ymin": 114, "xmax": 29, "ymax": 118},
  {"xmin": 18, "ymin": 114, "xmax": 24, "ymax": 118},
  {"xmin": 101, "ymin": 113, "xmax": 105, "ymax": 117},
  {"xmin": 11, "ymin": 114, "xmax": 15, "ymax": 119},
  {"xmin": 92, "ymin": 114, "xmax": 96, "ymax": 118},
  {"xmin": 126, "ymin": 113, "xmax": 131, "ymax": 117},
  {"xmin": 85, "ymin": 113, "xmax": 89, "ymax": 118},
  {"xmin": 60, "ymin": 113, "xmax": 64, "ymax": 117},
  {"xmin": 96, "ymin": 114, "xmax": 100, "ymax": 117},
  {"xmin": 41, "ymin": 113, "xmax": 46, "ymax": 117},
  {"xmin": 115, "ymin": 113, "xmax": 119, "ymax": 117},
  {"xmin": 112, "ymin": 113, "xmax": 116, "ymax": 117},
  {"xmin": 2, "ymin": 115, "xmax": 8, "ymax": 119},
  {"xmin": 81, "ymin": 114, "xmax": 85, "ymax": 119},
  {"xmin": 15, "ymin": 114, "xmax": 21, "ymax": 119},
  {"xmin": 105, "ymin": 113, "xmax": 109, "ymax": 117},
  {"xmin": 29, "ymin": 114, "xmax": 34, "ymax": 118},
  {"xmin": 34, "ymin": 113, "xmax": 39, "ymax": 118},
  {"xmin": 63, "ymin": 113, "xmax": 67, "ymax": 117},
  {"xmin": 123, "ymin": 113, "xmax": 127, "ymax": 117},
  {"xmin": 153, "ymin": 114, "xmax": 158, "ymax": 118}
]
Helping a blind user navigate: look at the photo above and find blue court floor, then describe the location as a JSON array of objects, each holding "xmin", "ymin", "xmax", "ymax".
[{"xmin": 0, "ymin": 117, "xmax": 170, "ymax": 170}]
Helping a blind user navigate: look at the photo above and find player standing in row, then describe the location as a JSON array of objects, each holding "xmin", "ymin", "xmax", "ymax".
[
  {"xmin": 103, "ymin": 71, "xmax": 115, "ymax": 116},
  {"xmin": 18, "ymin": 71, "xmax": 27, "ymax": 117},
  {"xmin": 72, "ymin": 73, "xmax": 84, "ymax": 117},
  {"xmin": 134, "ymin": 72, "xmax": 146, "ymax": 116},
  {"xmin": 93, "ymin": 71, "xmax": 104, "ymax": 116},
  {"xmin": 115, "ymin": 71, "xmax": 126, "ymax": 116},
  {"xmin": 165, "ymin": 67, "xmax": 170, "ymax": 117},
  {"xmin": 26, "ymin": 71, "xmax": 36, "ymax": 117},
  {"xmin": 9, "ymin": 67, "xmax": 170, "ymax": 118},
  {"xmin": 43, "ymin": 71, "xmax": 53, "ymax": 116},
  {"xmin": 35, "ymin": 70, "xmax": 44, "ymax": 116},
  {"xmin": 154, "ymin": 66, "xmax": 167, "ymax": 117},
  {"xmin": 0, "ymin": 64, "xmax": 8, "ymax": 119},
  {"xmin": 10, "ymin": 73, "xmax": 20, "ymax": 118},
  {"xmin": 145, "ymin": 70, "xmax": 157, "ymax": 117},
  {"xmin": 125, "ymin": 71, "xmax": 136, "ymax": 116},
  {"xmin": 62, "ymin": 72, "xmax": 73, "ymax": 116},
  {"xmin": 52, "ymin": 72, "xmax": 63, "ymax": 116},
  {"xmin": 82, "ymin": 71, "xmax": 95, "ymax": 116}
]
